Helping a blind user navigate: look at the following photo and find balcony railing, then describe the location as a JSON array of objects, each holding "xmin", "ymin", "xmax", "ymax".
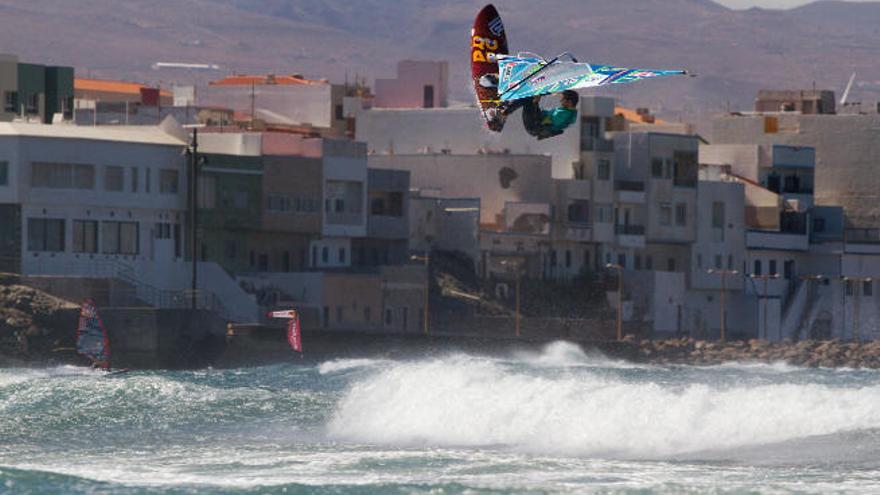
[
  {"xmin": 845, "ymin": 228, "xmax": 880, "ymax": 244},
  {"xmin": 615, "ymin": 224, "xmax": 646, "ymax": 235},
  {"xmin": 673, "ymin": 177, "xmax": 697, "ymax": 188},
  {"xmin": 581, "ymin": 136, "xmax": 614, "ymax": 152},
  {"xmin": 615, "ymin": 181, "xmax": 645, "ymax": 192}
]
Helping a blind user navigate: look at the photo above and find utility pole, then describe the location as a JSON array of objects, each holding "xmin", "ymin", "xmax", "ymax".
[
  {"xmin": 708, "ymin": 269, "xmax": 739, "ymax": 341},
  {"xmin": 411, "ymin": 251, "xmax": 430, "ymax": 334},
  {"xmin": 606, "ymin": 263, "xmax": 624, "ymax": 341},
  {"xmin": 799, "ymin": 274, "xmax": 825, "ymax": 340},
  {"xmin": 750, "ymin": 273, "xmax": 779, "ymax": 340},
  {"xmin": 843, "ymin": 276, "xmax": 872, "ymax": 342},
  {"xmin": 501, "ymin": 259, "xmax": 524, "ymax": 337},
  {"xmin": 189, "ymin": 128, "xmax": 199, "ymax": 311}
]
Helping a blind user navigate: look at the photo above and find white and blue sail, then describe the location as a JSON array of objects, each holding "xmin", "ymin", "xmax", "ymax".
[{"xmin": 497, "ymin": 54, "xmax": 687, "ymax": 102}]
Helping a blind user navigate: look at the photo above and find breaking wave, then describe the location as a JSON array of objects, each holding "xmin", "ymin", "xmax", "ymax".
[{"xmin": 328, "ymin": 351, "xmax": 880, "ymax": 458}]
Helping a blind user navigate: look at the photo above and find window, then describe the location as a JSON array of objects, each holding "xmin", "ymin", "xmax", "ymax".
[
  {"xmin": 335, "ymin": 104, "xmax": 344, "ymax": 120},
  {"xmin": 646, "ymin": 256, "xmax": 653, "ymax": 270},
  {"xmin": 72, "ymin": 220, "xmax": 98, "ymax": 253},
  {"xmin": 4, "ymin": 91, "xmax": 17, "ymax": 113},
  {"xmin": 635, "ymin": 255, "xmax": 642, "ymax": 270},
  {"xmin": 697, "ymin": 254, "xmax": 703, "ymax": 268},
  {"xmin": 198, "ymin": 176, "xmax": 216, "ymax": 209},
  {"xmin": 754, "ymin": 260, "xmax": 762, "ymax": 276},
  {"xmin": 145, "ymin": 168, "xmax": 151, "ymax": 193},
  {"xmin": 659, "ymin": 204, "xmax": 672, "ymax": 226},
  {"xmin": 728, "ymin": 255, "xmax": 734, "ymax": 270},
  {"xmin": 675, "ymin": 203, "xmax": 687, "ymax": 226},
  {"xmin": 130, "ymin": 167, "xmax": 138, "ymax": 192},
  {"xmin": 233, "ymin": 191, "xmax": 248, "ymax": 209},
  {"xmin": 769, "ymin": 260, "xmax": 777, "ymax": 276},
  {"xmin": 104, "ymin": 166, "xmax": 124, "ymax": 192},
  {"xmin": 225, "ymin": 240, "xmax": 236, "ymax": 260},
  {"xmin": 567, "ymin": 200, "xmax": 590, "ymax": 224},
  {"xmin": 673, "ymin": 151, "xmax": 698, "ymax": 187},
  {"xmin": 423, "ymin": 85, "xmax": 434, "ymax": 108},
  {"xmin": 813, "ymin": 218, "xmax": 826, "ymax": 233},
  {"xmin": 597, "ymin": 159, "xmax": 610, "ymax": 180},
  {"xmin": 712, "ymin": 201, "xmax": 725, "ymax": 228},
  {"xmin": 667, "ymin": 258, "xmax": 676, "ymax": 272},
  {"xmin": 0, "ymin": 161, "xmax": 7, "ymax": 186},
  {"xmin": 26, "ymin": 92, "xmax": 38, "ymax": 114},
  {"xmin": 154, "ymin": 222, "xmax": 173, "ymax": 239},
  {"xmin": 27, "ymin": 218, "xmax": 65, "ymax": 252},
  {"xmin": 596, "ymin": 204, "xmax": 612, "ymax": 223},
  {"xmin": 321, "ymin": 246, "xmax": 329, "ymax": 264},
  {"xmin": 31, "ymin": 162, "xmax": 94, "ymax": 190},
  {"xmin": 323, "ymin": 306, "xmax": 330, "ymax": 327},
  {"xmin": 714, "ymin": 255, "xmax": 722, "ymax": 269},
  {"xmin": 565, "ymin": 250, "xmax": 571, "ymax": 268},
  {"xmin": 338, "ymin": 247, "xmax": 346, "ymax": 264},
  {"xmin": 864, "ymin": 281, "xmax": 873, "ymax": 297},
  {"xmin": 159, "ymin": 169, "xmax": 178, "ymax": 194},
  {"xmin": 550, "ymin": 250, "xmax": 557, "ymax": 267},
  {"xmin": 651, "ymin": 158, "xmax": 663, "ymax": 178},
  {"xmin": 364, "ymin": 306, "xmax": 371, "ymax": 323},
  {"xmin": 584, "ymin": 250, "xmax": 590, "ymax": 269},
  {"xmin": 101, "ymin": 221, "xmax": 138, "ymax": 254},
  {"xmin": 618, "ymin": 253, "xmax": 626, "ymax": 267},
  {"xmin": 385, "ymin": 307, "xmax": 393, "ymax": 326}
]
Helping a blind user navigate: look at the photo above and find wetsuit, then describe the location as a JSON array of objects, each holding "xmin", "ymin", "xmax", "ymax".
[{"xmin": 506, "ymin": 97, "xmax": 578, "ymax": 140}]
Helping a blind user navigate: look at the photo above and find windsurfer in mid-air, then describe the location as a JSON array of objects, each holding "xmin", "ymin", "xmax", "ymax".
[
  {"xmin": 483, "ymin": 81, "xmax": 579, "ymax": 139},
  {"xmin": 471, "ymin": 4, "xmax": 689, "ymax": 139}
]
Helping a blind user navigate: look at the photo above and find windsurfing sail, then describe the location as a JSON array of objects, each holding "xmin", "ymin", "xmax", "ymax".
[
  {"xmin": 269, "ymin": 310, "xmax": 302, "ymax": 353},
  {"xmin": 287, "ymin": 317, "xmax": 302, "ymax": 354},
  {"xmin": 76, "ymin": 299, "xmax": 111, "ymax": 369},
  {"xmin": 497, "ymin": 54, "xmax": 688, "ymax": 102},
  {"xmin": 471, "ymin": 4, "xmax": 510, "ymax": 132}
]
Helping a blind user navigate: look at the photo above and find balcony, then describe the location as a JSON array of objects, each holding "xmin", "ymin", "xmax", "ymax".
[
  {"xmin": 615, "ymin": 224, "xmax": 646, "ymax": 248},
  {"xmin": 581, "ymin": 135, "xmax": 614, "ymax": 152},
  {"xmin": 746, "ymin": 230, "xmax": 808, "ymax": 252},
  {"xmin": 846, "ymin": 228, "xmax": 880, "ymax": 244},
  {"xmin": 615, "ymin": 224, "xmax": 646, "ymax": 235},
  {"xmin": 563, "ymin": 224, "xmax": 593, "ymax": 242},
  {"xmin": 615, "ymin": 181, "xmax": 646, "ymax": 204},
  {"xmin": 673, "ymin": 177, "xmax": 697, "ymax": 188}
]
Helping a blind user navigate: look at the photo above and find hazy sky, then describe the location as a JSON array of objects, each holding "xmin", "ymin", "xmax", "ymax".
[{"xmin": 716, "ymin": 0, "xmax": 874, "ymax": 8}]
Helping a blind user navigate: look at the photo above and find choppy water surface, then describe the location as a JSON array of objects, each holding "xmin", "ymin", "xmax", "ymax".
[{"xmin": 2, "ymin": 341, "xmax": 879, "ymax": 494}]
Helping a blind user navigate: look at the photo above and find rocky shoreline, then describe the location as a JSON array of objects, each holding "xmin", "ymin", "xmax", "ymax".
[{"xmin": 629, "ymin": 337, "xmax": 880, "ymax": 369}]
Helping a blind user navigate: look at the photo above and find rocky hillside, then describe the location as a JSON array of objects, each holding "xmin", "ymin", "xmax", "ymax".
[{"xmin": 0, "ymin": 274, "xmax": 78, "ymax": 365}]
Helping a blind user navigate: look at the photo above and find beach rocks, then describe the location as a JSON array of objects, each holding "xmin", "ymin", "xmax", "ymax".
[{"xmin": 632, "ymin": 337, "xmax": 880, "ymax": 369}]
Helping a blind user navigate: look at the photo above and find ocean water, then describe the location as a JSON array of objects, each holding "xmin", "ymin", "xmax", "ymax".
[{"xmin": 1, "ymin": 341, "xmax": 879, "ymax": 494}]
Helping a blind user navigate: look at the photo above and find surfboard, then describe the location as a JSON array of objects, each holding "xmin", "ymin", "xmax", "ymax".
[{"xmin": 471, "ymin": 4, "xmax": 509, "ymax": 132}]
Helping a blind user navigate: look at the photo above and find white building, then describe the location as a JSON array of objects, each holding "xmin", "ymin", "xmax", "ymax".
[{"xmin": 374, "ymin": 60, "xmax": 448, "ymax": 109}]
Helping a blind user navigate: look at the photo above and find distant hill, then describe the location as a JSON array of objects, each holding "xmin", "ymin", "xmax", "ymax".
[{"xmin": 1, "ymin": 0, "xmax": 879, "ymax": 129}]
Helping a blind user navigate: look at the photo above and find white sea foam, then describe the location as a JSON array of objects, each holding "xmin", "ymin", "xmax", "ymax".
[
  {"xmin": 514, "ymin": 341, "xmax": 650, "ymax": 369},
  {"xmin": 327, "ymin": 354, "xmax": 880, "ymax": 458},
  {"xmin": 318, "ymin": 358, "xmax": 389, "ymax": 375}
]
